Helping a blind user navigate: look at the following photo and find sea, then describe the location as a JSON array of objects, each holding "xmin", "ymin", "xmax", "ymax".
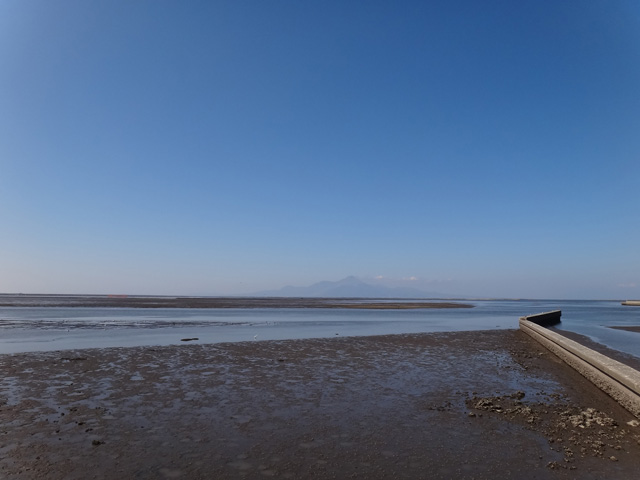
[{"xmin": 0, "ymin": 299, "xmax": 639, "ymax": 358}]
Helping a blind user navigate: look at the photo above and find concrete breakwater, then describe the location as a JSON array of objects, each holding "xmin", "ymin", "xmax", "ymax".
[
  {"xmin": 622, "ymin": 300, "xmax": 640, "ymax": 306},
  {"xmin": 520, "ymin": 311, "xmax": 640, "ymax": 419},
  {"xmin": 520, "ymin": 310, "xmax": 562, "ymax": 327}
]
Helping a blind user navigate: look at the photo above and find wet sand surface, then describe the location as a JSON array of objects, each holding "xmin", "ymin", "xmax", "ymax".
[{"xmin": 2, "ymin": 330, "xmax": 640, "ymax": 479}]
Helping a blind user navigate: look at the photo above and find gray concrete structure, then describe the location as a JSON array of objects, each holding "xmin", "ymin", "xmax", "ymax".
[
  {"xmin": 520, "ymin": 313, "xmax": 640, "ymax": 419},
  {"xmin": 622, "ymin": 300, "xmax": 640, "ymax": 306},
  {"xmin": 520, "ymin": 310, "xmax": 561, "ymax": 326}
]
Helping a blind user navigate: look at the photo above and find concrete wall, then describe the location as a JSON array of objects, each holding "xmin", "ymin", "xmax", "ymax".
[
  {"xmin": 520, "ymin": 316, "xmax": 640, "ymax": 419},
  {"xmin": 519, "ymin": 310, "xmax": 561, "ymax": 327}
]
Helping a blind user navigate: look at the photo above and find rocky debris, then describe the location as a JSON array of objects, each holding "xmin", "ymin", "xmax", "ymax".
[
  {"xmin": 467, "ymin": 391, "xmax": 640, "ymax": 466},
  {"xmin": 566, "ymin": 407, "xmax": 617, "ymax": 429},
  {"xmin": 469, "ymin": 393, "xmax": 537, "ymax": 424}
]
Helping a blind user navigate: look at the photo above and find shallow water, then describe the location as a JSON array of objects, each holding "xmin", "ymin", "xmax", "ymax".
[{"xmin": 0, "ymin": 300, "xmax": 639, "ymax": 357}]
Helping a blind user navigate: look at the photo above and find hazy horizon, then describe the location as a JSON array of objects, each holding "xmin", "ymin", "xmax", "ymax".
[
  {"xmin": 0, "ymin": 274, "xmax": 635, "ymax": 301},
  {"xmin": 2, "ymin": 1, "xmax": 639, "ymax": 300}
]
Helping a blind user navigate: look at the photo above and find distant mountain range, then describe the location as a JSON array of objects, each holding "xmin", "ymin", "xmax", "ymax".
[{"xmin": 252, "ymin": 276, "xmax": 461, "ymax": 298}]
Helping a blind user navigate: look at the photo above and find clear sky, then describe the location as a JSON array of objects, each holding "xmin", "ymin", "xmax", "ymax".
[{"xmin": 1, "ymin": 0, "xmax": 639, "ymax": 299}]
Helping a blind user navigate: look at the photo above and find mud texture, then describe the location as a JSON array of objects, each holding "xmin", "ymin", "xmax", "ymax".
[{"xmin": 1, "ymin": 330, "xmax": 640, "ymax": 479}]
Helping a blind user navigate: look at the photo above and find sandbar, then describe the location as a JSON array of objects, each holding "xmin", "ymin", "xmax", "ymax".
[
  {"xmin": 0, "ymin": 294, "xmax": 473, "ymax": 309},
  {"xmin": 610, "ymin": 325, "xmax": 640, "ymax": 334}
]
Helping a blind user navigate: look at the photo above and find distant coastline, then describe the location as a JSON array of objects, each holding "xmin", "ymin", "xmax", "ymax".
[{"xmin": 0, "ymin": 294, "xmax": 473, "ymax": 310}]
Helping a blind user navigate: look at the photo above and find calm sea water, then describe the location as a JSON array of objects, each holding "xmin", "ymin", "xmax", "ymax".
[{"xmin": 0, "ymin": 300, "xmax": 639, "ymax": 357}]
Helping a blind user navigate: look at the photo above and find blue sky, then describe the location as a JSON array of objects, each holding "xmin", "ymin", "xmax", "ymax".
[{"xmin": 1, "ymin": 0, "xmax": 639, "ymax": 299}]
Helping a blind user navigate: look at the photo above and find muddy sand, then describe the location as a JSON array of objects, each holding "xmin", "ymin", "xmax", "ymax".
[{"xmin": 2, "ymin": 330, "xmax": 640, "ymax": 479}]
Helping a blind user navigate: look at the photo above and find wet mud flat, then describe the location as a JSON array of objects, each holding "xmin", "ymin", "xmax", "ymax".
[{"xmin": 1, "ymin": 331, "xmax": 640, "ymax": 479}]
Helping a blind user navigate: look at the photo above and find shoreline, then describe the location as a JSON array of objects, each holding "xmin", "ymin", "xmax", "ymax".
[{"xmin": 2, "ymin": 330, "xmax": 640, "ymax": 479}]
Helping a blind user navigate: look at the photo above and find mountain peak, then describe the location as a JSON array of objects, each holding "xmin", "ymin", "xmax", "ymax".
[{"xmin": 335, "ymin": 276, "xmax": 365, "ymax": 285}]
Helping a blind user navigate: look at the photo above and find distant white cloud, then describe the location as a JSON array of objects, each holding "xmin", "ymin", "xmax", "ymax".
[
  {"xmin": 374, "ymin": 275, "xmax": 384, "ymax": 280},
  {"xmin": 402, "ymin": 276, "xmax": 419, "ymax": 281},
  {"xmin": 618, "ymin": 283, "xmax": 637, "ymax": 288}
]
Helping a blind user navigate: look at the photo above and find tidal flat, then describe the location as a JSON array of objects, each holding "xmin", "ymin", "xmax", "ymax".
[{"xmin": 2, "ymin": 330, "xmax": 640, "ymax": 479}]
